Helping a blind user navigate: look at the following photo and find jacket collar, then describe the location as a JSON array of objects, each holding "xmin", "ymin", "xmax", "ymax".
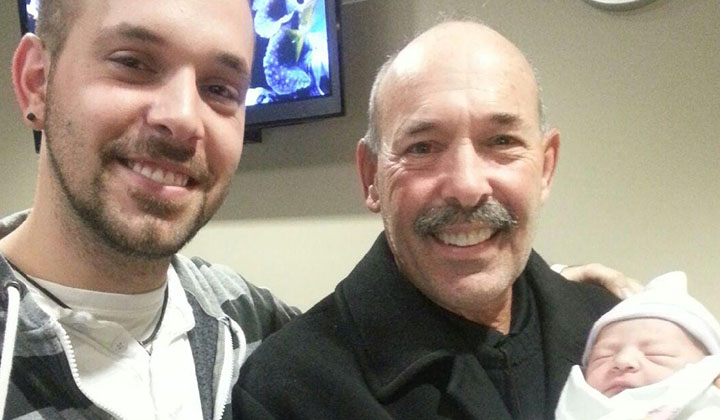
[
  {"xmin": 336, "ymin": 233, "xmax": 605, "ymax": 417},
  {"xmin": 336, "ymin": 233, "xmax": 469, "ymax": 399},
  {"xmin": 523, "ymin": 253, "xmax": 611, "ymax": 417}
]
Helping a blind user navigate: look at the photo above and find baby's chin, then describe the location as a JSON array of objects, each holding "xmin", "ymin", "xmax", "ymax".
[
  {"xmin": 602, "ymin": 385, "xmax": 630, "ymax": 397},
  {"xmin": 600, "ymin": 379, "xmax": 646, "ymax": 397}
]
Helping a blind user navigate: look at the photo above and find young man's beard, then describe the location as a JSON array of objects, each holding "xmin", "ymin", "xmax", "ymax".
[{"xmin": 42, "ymin": 82, "xmax": 223, "ymax": 260}]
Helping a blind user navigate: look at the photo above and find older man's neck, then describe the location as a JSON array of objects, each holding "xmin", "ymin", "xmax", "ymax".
[{"xmin": 455, "ymin": 294, "xmax": 513, "ymax": 334}]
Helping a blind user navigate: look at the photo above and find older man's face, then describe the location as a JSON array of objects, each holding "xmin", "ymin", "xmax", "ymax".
[{"xmin": 360, "ymin": 25, "xmax": 559, "ymax": 325}]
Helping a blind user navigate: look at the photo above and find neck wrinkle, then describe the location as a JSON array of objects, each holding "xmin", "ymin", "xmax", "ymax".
[{"xmin": 453, "ymin": 289, "xmax": 513, "ymax": 334}]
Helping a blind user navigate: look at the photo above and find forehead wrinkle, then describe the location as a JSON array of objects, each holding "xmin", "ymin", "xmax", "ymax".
[{"xmin": 384, "ymin": 64, "xmax": 535, "ymax": 119}]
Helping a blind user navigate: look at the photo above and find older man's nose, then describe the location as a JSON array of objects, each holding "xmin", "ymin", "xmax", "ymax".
[{"xmin": 440, "ymin": 143, "xmax": 492, "ymax": 209}]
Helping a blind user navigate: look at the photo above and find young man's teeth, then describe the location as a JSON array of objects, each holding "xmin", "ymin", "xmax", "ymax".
[
  {"xmin": 140, "ymin": 166, "xmax": 153, "ymax": 178},
  {"xmin": 436, "ymin": 229, "xmax": 494, "ymax": 247},
  {"xmin": 130, "ymin": 162, "xmax": 188, "ymax": 187},
  {"xmin": 150, "ymin": 168, "xmax": 167, "ymax": 184}
]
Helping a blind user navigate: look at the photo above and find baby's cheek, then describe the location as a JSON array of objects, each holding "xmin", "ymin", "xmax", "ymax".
[
  {"xmin": 646, "ymin": 364, "xmax": 678, "ymax": 384},
  {"xmin": 584, "ymin": 366, "xmax": 604, "ymax": 389}
]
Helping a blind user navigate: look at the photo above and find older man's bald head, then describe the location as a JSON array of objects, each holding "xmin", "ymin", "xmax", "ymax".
[{"xmin": 362, "ymin": 21, "xmax": 546, "ymax": 155}]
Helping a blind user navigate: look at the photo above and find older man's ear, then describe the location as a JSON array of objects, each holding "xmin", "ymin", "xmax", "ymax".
[
  {"xmin": 356, "ymin": 139, "xmax": 381, "ymax": 213},
  {"xmin": 552, "ymin": 263, "xmax": 643, "ymax": 299},
  {"xmin": 539, "ymin": 129, "xmax": 560, "ymax": 204}
]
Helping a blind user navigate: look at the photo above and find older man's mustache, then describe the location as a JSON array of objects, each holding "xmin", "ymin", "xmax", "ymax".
[{"xmin": 413, "ymin": 199, "xmax": 518, "ymax": 237}]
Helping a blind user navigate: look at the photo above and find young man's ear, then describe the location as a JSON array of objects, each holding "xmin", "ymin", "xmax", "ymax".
[
  {"xmin": 540, "ymin": 128, "xmax": 560, "ymax": 204},
  {"xmin": 13, "ymin": 33, "xmax": 50, "ymax": 132},
  {"xmin": 356, "ymin": 139, "xmax": 381, "ymax": 213}
]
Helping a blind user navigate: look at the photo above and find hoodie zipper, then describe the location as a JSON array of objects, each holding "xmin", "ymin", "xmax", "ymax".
[
  {"xmin": 54, "ymin": 321, "xmax": 129, "ymax": 420},
  {"xmin": 213, "ymin": 318, "xmax": 241, "ymax": 420}
]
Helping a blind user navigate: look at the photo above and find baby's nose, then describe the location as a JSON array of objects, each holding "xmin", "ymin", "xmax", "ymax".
[{"xmin": 611, "ymin": 348, "xmax": 641, "ymax": 372}]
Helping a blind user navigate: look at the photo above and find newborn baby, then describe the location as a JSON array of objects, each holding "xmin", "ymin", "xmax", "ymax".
[{"xmin": 555, "ymin": 271, "xmax": 720, "ymax": 420}]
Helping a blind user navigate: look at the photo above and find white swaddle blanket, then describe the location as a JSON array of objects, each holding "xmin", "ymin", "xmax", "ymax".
[{"xmin": 555, "ymin": 355, "xmax": 720, "ymax": 420}]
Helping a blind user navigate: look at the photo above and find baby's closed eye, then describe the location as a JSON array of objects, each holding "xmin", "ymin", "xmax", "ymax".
[
  {"xmin": 587, "ymin": 354, "xmax": 613, "ymax": 366},
  {"xmin": 645, "ymin": 353, "xmax": 678, "ymax": 364}
]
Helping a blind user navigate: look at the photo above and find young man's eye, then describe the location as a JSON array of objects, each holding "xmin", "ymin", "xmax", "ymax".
[
  {"xmin": 110, "ymin": 55, "xmax": 149, "ymax": 71},
  {"xmin": 205, "ymin": 84, "xmax": 241, "ymax": 102}
]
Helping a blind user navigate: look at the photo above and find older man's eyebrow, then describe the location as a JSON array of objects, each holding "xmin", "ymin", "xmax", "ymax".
[
  {"xmin": 489, "ymin": 112, "xmax": 522, "ymax": 128},
  {"xmin": 401, "ymin": 120, "xmax": 437, "ymax": 137},
  {"xmin": 398, "ymin": 113, "xmax": 524, "ymax": 138}
]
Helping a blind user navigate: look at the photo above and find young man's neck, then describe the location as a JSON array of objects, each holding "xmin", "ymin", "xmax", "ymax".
[{"xmin": 0, "ymin": 205, "xmax": 171, "ymax": 295}]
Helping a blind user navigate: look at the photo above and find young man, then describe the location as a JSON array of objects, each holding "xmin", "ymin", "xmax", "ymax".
[{"xmin": 0, "ymin": 1, "xmax": 297, "ymax": 418}]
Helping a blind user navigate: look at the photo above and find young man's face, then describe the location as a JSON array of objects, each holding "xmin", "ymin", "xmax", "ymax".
[
  {"xmin": 585, "ymin": 318, "xmax": 707, "ymax": 397},
  {"xmin": 39, "ymin": 0, "xmax": 254, "ymax": 258}
]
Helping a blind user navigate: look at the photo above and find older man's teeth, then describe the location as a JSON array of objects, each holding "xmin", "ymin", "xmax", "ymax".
[
  {"xmin": 436, "ymin": 229, "xmax": 494, "ymax": 247},
  {"xmin": 130, "ymin": 162, "xmax": 189, "ymax": 187}
]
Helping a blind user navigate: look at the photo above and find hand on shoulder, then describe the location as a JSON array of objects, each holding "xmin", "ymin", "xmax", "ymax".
[{"xmin": 553, "ymin": 263, "xmax": 643, "ymax": 299}]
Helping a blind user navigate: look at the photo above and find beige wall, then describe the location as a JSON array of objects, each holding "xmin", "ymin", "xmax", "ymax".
[{"xmin": 1, "ymin": 0, "xmax": 718, "ymax": 313}]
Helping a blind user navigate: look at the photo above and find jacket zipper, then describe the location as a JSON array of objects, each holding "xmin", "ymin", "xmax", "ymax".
[{"xmin": 500, "ymin": 344, "xmax": 527, "ymax": 420}]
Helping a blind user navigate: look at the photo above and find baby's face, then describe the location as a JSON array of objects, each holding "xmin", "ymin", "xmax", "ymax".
[{"xmin": 585, "ymin": 318, "xmax": 707, "ymax": 397}]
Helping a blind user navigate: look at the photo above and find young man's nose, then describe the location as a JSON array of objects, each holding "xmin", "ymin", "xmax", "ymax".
[{"xmin": 146, "ymin": 69, "xmax": 205, "ymax": 144}]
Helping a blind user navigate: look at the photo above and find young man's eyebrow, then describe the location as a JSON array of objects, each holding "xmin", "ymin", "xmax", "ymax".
[
  {"xmin": 216, "ymin": 52, "xmax": 251, "ymax": 79},
  {"xmin": 97, "ymin": 23, "xmax": 167, "ymax": 45},
  {"xmin": 94, "ymin": 24, "xmax": 250, "ymax": 78}
]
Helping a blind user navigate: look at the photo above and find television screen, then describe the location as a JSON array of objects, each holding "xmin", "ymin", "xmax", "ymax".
[
  {"xmin": 17, "ymin": 0, "xmax": 344, "ymax": 138},
  {"xmin": 247, "ymin": 0, "xmax": 344, "ymax": 131},
  {"xmin": 18, "ymin": 0, "xmax": 38, "ymax": 34}
]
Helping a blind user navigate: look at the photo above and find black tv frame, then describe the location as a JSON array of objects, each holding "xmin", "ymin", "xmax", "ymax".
[{"xmin": 245, "ymin": 0, "xmax": 345, "ymax": 142}]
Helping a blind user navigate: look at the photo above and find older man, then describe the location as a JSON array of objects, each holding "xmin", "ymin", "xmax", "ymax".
[
  {"xmin": 235, "ymin": 21, "xmax": 618, "ymax": 419},
  {"xmin": 0, "ymin": 0, "xmax": 297, "ymax": 418}
]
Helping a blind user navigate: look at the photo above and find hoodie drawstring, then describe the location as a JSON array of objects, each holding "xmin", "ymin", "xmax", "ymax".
[{"xmin": 0, "ymin": 280, "xmax": 25, "ymax": 418}]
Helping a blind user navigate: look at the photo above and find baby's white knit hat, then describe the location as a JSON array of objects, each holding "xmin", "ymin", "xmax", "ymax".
[{"xmin": 582, "ymin": 271, "xmax": 720, "ymax": 365}]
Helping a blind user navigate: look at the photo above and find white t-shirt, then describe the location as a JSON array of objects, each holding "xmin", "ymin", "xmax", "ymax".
[{"xmin": 18, "ymin": 267, "xmax": 204, "ymax": 420}]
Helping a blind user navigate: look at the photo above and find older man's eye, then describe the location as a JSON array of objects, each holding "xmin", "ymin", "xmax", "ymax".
[
  {"xmin": 406, "ymin": 142, "xmax": 433, "ymax": 154},
  {"xmin": 492, "ymin": 135, "xmax": 514, "ymax": 146}
]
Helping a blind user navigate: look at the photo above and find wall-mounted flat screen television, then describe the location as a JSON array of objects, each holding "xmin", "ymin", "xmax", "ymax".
[{"xmin": 17, "ymin": 0, "xmax": 345, "ymax": 142}]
